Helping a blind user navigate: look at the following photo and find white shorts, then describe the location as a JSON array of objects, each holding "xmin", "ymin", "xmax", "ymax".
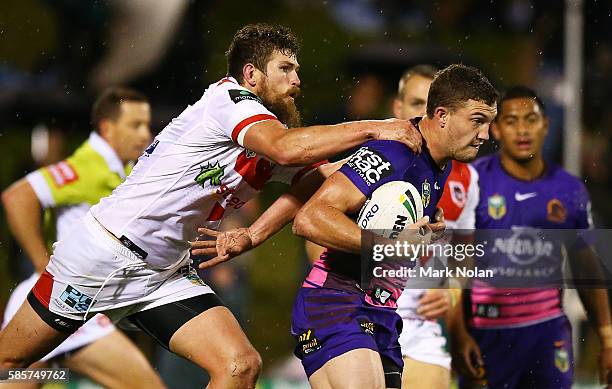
[
  {"xmin": 3, "ymin": 274, "xmax": 114, "ymax": 361},
  {"xmin": 399, "ymin": 318, "xmax": 451, "ymax": 370},
  {"xmin": 31, "ymin": 212, "xmax": 215, "ymax": 328},
  {"xmin": 396, "ymin": 289, "xmax": 451, "ymax": 370}
]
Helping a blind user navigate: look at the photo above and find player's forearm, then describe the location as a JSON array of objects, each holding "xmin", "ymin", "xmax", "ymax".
[
  {"xmin": 577, "ymin": 288, "xmax": 612, "ymax": 348},
  {"xmin": 250, "ymin": 166, "xmax": 331, "ymax": 247},
  {"xmin": 293, "ymin": 204, "xmax": 361, "ymax": 253},
  {"xmin": 569, "ymin": 247, "xmax": 612, "ymax": 345},
  {"xmin": 248, "ymin": 194, "xmax": 303, "ymax": 247},
  {"xmin": 1, "ymin": 181, "xmax": 49, "ymax": 271},
  {"xmin": 273, "ymin": 121, "xmax": 383, "ymax": 166},
  {"xmin": 446, "ymin": 291, "xmax": 469, "ymax": 337}
]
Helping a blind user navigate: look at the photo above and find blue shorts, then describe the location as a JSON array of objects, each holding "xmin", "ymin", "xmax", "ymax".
[
  {"xmin": 291, "ymin": 287, "xmax": 403, "ymax": 378},
  {"xmin": 460, "ymin": 316, "xmax": 573, "ymax": 389}
]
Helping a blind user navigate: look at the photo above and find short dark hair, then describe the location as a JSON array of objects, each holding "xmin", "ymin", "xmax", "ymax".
[
  {"xmin": 91, "ymin": 87, "xmax": 149, "ymax": 133},
  {"xmin": 397, "ymin": 64, "xmax": 438, "ymax": 99},
  {"xmin": 226, "ymin": 23, "xmax": 300, "ymax": 84},
  {"xmin": 497, "ymin": 85, "xmax": 546, "ymax": 118},
  {"xmin": 426, "ymin": 64, "xmax": 498, "ymax": 118}
]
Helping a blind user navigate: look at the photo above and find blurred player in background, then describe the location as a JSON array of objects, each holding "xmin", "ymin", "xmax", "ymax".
[
  {"xmin": 448, "ymin": 86, "xmax": 612, "ymax": 389},
  {"xmin": 291, "ymin": 64, "xmax": 497, "ymax": 389},
  {"xmin": 1, "ymin": 87, "xmax": 164, "ymax": 388},
  {"xmin": 0, "ymin": 23, "xmax": 423, "ymax": 389},
  {"xmin": 392, "ymin": 65, "xmax": 479, "ymax": 389}
]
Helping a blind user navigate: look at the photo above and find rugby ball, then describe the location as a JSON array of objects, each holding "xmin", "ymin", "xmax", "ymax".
[{"xmin": 357, "ymin": 181, "xmax": 424, "ymax": 239}]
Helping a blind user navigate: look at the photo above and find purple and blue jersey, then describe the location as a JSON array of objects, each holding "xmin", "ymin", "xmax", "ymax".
[
  {"xmin": 302, "ymin": 138, "xmax": 450, "ymax": 308},
  {"xmin": 293, "ymin": 135, "xmax": 449, "ymax": 380},
  {"xmin": 469, "ymin": 154, "xmax": 593, "ymax": 329}
]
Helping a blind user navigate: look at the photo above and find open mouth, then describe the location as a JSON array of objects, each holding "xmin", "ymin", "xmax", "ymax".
[{"xmin": 516, "ymin": 139, "xmax": 532, "ymax": 150}]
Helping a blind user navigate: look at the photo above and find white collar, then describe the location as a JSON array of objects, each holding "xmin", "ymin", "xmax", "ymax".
[{"xmin": 88, "ymin": 132, "xmax": 127, "ymax": 178}]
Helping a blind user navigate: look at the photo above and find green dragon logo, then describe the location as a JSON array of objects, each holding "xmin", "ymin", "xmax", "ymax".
[{"xmin": 195, "ymin": 162, "xmax": 225, "ymax": 186}]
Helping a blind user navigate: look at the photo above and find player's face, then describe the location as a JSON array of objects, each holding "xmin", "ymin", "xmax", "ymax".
[
  {"xmin": 258, "ymin": 50, "xmax": 302, "ymax": 127},
  {"xmin": 393, "ymin": 75, "xmax": 432, "ymax": 120},
  {"xmin": 104, "ymin": 101, "xmax": 152, "ymax": 163},
  {"xmin": 446, "ymin": 99, "xmax": 497, "ymax": 162},
  {"xmin": 493, "ymin": 97, "xmax": 548, "ymax": 162}
]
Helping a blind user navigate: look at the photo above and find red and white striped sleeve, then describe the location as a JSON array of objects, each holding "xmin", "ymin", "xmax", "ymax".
[{"xmin": 209, "ymin": 80, "xmax": 280, "ymax": 146}]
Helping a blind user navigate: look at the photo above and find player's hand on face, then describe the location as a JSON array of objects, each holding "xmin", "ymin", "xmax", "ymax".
[
  {"xmin": 377, "ymin": 118, "xmax": 423, "ymax": 153},
  {"xmin": 451, "ymin": 332, "xmax": 485, "ymax": 380},
  {"xmin": 416, "ymin": 289, "xmax": 451, "ymax": 320},
  {"xmin": 191, "ymin": 227, "xmax": 254, "ymax": 269}
]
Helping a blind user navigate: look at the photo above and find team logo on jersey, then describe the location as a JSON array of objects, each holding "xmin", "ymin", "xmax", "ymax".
[
  {"xmin": 228, "ymin": 89, "xmax": 263, "ymax": 104},
  {"xmin": 492, "ymin": 226, "xmax": 553, "ymax": 266},
  {"xmin": 58, "ymin": 285, "xmax": 95, "ymax": 313},
  {"xmin": 554, "ymin": 346, "xmax": 570, "ymax": 373},
  {"xmin": 245, "ymin": 149, "xmax": 256, "ymax": 158},
  {"xmin": 421, "ymin": 180, "xmax": 431, "ymax": 208},
  {"xmin": 297, "ymin": 329, "xmax": 322, "ymax": 356},
  {"xmin": 449, "ymin": 180, "xmax": 466, "ymax": 207},
  {"xmin": 144, "ymin": 139, "xmax": 159, "ymax": 156},
  {"xmin": 358, "ymin": 319, "xmax": 375, "ymax": 336},
  {"xmin": 346, "ymin": 147, "xmax": 393, "ymax": 186},
  {"xmin": 475, "ymin": 303, "xmax": 500, "ymax": 318},
  {"xmin": 195, "ymin": 162, "xmax": 225, "ymax": 187},
  {"xmin": 372, "ymin": 287, "xmax": 392, "ymax": 305},
  {"xmin": 488, "ymin": 194, "xmax": 506, "ymax": 220},
  {"xmin": 547, "ymin": 199, "xmax": 567, "ymax": 223}
]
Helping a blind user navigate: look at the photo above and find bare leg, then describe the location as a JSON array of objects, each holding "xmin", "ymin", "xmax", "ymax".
[
  {"xmin": 168, "ymin": 306, "xmax": 261, "ymax": 389},
  {"xmin": 63, "ymin": 329, "xmax": 165, "ymax": 389},
  {"xmin": 402, "ymin": 357, "xmax": 450, "ymax": 389},
  {"xmin": 0, "ymin": 301, "xmax": 69, "ymax": 369},
  {"xmin": 309, "ymin": 348, "xmax": 386, "ymax": 389}
]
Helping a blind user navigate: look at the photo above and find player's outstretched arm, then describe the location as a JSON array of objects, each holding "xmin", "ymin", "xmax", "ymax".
[
  {"xmin": 243, "ymin": 118, "xmax": 422, "ymax": 167},
  {"xmin": 1, "ymin": 178, "xmax": 49, "ymax": 272},
  {"xmin": 193, "ymin": 161, "xmax": 344, "ymax": 269}
]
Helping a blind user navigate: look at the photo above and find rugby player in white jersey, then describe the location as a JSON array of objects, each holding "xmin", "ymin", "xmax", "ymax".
[{"xmin": 0, "ymin": 23, "xmax": 422, "ymax": 388}]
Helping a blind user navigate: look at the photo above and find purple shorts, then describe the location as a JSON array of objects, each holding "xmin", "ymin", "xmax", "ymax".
[
  {"xmin": 460, "ymin": 315, "xmax": 573, "ymax": 389},
  {"xmin": 291, "ymin": 287, "xmax": 403, "ymax": 378}
]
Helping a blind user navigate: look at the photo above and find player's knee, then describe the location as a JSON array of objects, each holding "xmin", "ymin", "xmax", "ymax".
[
  {"xmin": 292, "ymin": 208, "xmax": 314, "ymax": 238},
  {"xmin": 217, "ymin": 347, "xmax": 262, "ymax": 383}
]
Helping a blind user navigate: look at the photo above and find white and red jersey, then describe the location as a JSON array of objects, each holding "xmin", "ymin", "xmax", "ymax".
[
  {"xmin": 397, "ymin": 161, "xmax": 478, "ymax": 320},
  {"xmin": 439, "ymin": 161, "xmax": 479, "ymax": 231},
  {"xmin": 92, "ymin": 77, "xmax": 315, "ymax": 268}
]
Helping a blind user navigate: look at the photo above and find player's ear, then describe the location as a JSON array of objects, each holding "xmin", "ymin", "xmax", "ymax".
[
  {"xmin": 243, "ymin": 63, "xmax": 258, "ymax": 88},
  {"xmin": 98, "ymin": 119, "xmax": 113, "ymax": 139},
  {"xmin": 434, "ymin": 107, "xmax": 448, "ymax": 128},
  {"xmin": 392, "ymin": 98, "xmax": 402, "ymax": 118}
]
